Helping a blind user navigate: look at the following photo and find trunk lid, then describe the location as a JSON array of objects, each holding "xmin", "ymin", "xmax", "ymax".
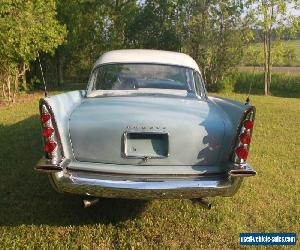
[{"xmin": 69, "ymin": 96, "xmax": 226, "ymax": 166}]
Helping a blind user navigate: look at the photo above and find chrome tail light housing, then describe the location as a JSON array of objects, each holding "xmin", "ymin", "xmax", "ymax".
[
  {"xmin": 232, "ymin": 108, "xmax": 255, "ymax": 164},
  {"xmin": 39, "ymin": 100, "xmax": 64, "ymax": 164}
]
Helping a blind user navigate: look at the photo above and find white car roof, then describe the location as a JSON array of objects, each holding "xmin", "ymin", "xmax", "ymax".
[{"xmin": 94, "ymin": 49, "xmax": 200, "ymax": 72}]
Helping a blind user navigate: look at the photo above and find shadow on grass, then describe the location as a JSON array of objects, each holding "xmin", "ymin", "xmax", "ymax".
[{"xmin": 0, "ymin": 115, "xmax": 147, "ymax": 226}]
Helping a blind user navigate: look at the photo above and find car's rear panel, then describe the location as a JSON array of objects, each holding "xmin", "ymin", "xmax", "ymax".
[{"xmin": 69, "ymin": 96, "xmax": 231, "ymax": 170}]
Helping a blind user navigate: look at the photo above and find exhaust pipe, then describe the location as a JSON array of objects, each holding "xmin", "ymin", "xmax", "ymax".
[
  {"xmin": 83, "ymin": 198, "xmax": 99, "ymax": 208},
  {"xmin": 191, "ymin": 198, "xmax": 212, "ymax": 209}
]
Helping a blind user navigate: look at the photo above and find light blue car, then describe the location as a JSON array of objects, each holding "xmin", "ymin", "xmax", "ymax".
[{"xmin": 35, "ymin": 49, "xmax": 256, "ymax": 207}]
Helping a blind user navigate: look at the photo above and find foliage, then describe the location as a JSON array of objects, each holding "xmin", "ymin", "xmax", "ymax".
[
  {"xmin": 125, "ymin": 0, "xmax": 188, "ymax": 50},
  {"xmin": 0, "ymin": 90, "xmax": 299, "ymax": 248},
  {"xmin": 53, "ymin": 0, "xmax": 253, "ymax": 92},
  {"xmin": 242, "ymin": 40, "xmax": 300, "ymax": 66},
  {"xmin": 27, "ymin": 76, "xmax": 44, "ymax": 91},
  {"xmin": 220, "ymin": 70, "xmax": 300, "ymax": 97},
  {"xmin": 1, "ymin": 0, "xmax": 299, "ymax": 103},
  {"xmin": 184, "ymin": 1, "xmax": 252, "ymax": 91},
  {"xmin": 54, "ymin": 0, "xmax": 188, "ymax": 80},
  {"xmin": 54, "ymin": 0, "xmax": 139, "ymax": 78},
  {"xmin": 246, "ymin": 0, "xmax": 300, "ymax": 95},
  {"xmin": 0, "ymin": 0, "xmax": 66, "ymax": 102}
]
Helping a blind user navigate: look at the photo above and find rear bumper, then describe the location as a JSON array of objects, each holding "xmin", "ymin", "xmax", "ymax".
[{"xmin": 36, "ymin": 158, "xmax": 256, "ymax": 199}]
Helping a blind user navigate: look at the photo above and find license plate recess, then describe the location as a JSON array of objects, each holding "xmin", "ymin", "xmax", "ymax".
[{"xmin": 123, "ymin": 132, "xmax": 169, "ymax": 158}]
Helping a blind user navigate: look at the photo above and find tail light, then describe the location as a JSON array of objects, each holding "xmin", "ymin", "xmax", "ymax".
[
  {"xmin": 42, "ymin": 127, "xmax": 54, "ymax": 138},
  {"xmin": 239, "ymin": 133, "xmax": 251, "ymax": 144},
  {"xmin": 235, "ymin": 146, "xmax": 248, "ymax": 160},
  {"xmin": 41, "ymin": 113, "xmax": 51, "ymax": 123},
  {"xmin": 44, "ymin": 141, "xmax": 57, "ymax": 153},
  {"xmin": 243, "ymin": 120, "xmax": 254, "ymax": 130},
  {"xmin": 232, "ymin": 109, "xmax": 255, "ymax": 164},
  {"xmin": 40, "ymin": 102, "xmax": 63, "ymax": 163}
]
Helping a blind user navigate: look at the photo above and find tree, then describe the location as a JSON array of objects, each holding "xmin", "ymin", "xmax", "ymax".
[
  {"xmin": 185, "ymin": 1, "xmax": 251, "ymax": 90},
  {"xmin": 0, "ymin": 0, "xmax": 66, "ymax": 102},
  {"xmin": 55, "ymin": 0, "xmax": 138, "ymax": 80},
  {"xmin": 248, "ymin": 0, "xmax": 300, "ymax": 95},
  {"xmin": 125, "ymin": 0, "xmax": 189, "ymax": 51}
]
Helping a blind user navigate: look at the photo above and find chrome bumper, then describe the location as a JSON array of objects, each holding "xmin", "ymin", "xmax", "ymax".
[{"xmin": 35, "ymin": 158, "xmax": 256, "ymax": 199}]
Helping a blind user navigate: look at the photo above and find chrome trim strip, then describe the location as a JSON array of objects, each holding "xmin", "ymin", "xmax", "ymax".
[
  {"xmin": 229, "ymin": 163, "xmax": 257, "ymax": 177},
  {"xmin": 65, "ymin": 168, "xmax": 228, "ymax": 180},
  {"xmin": 36, "ymin": 165, "xmax": 63, "ymax": 173},
  {"xmin": 229, "ymin": 169, "xmax": 256, "ymax": 177},
  {"xmin": 35, "ymin": 158, "xmax": 70, "ymax": 173}
]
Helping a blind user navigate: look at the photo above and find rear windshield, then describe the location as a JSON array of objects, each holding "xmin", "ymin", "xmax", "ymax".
[
  {"xmin": 87, "ymin": 63, "xmax": 207, "ymax": 99},
  {"xmin": 89, "ymin": 63, "xmax": 194, "ymax": 91}
]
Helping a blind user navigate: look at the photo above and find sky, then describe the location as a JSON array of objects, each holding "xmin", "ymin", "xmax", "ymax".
[{"xmin": 290, "ymin": 5, "xmax": 300, "ymax": 16}]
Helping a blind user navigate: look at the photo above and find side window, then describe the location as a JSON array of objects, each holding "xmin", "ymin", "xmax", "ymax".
[
  {"xmin": 193, "ymin": 71, "xmax": 207, "ymax": 98},
  {"xmin": 193, "ymin": 71, "xmax": 202, "ymax": 96},
  {"xmin": 87, "ymin": 70, "xmax": 97, "ymax": 92},
  {"xmin": 198, "ymin": 73, "xmax": 207, "ymax": 96}
]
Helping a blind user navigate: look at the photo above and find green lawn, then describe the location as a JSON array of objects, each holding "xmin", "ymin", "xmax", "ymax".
[{"xmin": 0, "ymin": 91, "xmax": 299, "ymax": 249}]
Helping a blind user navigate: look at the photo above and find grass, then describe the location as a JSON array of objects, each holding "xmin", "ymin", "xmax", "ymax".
[{"xmin": 0, "ymin": 91, "xmax": 299, "ymax": 249}]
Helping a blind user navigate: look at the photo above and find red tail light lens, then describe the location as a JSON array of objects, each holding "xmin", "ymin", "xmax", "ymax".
[
  {"xmin": 41, "ymin": 113, "xmax": 51, "ymax": 123},
  {"xmin": 44, "ymin": 141, "xmax": 57, "ymax": 153},
  {"xmin": 232, "ymin": 109, "xmax": 255, "ymax": 163},
  {"xmin": 235, "ymin": 146, "xmax": 248, "ymax": 160},
  {"xmin": 243, "ymin": 120, "xmax": 254, "ymax": 130},
  {"xmin": 42, "ymin": 127, "xmax": 54, "ymax": 138},
  {"xmin": 40, "ymin": 102, "xmax": 64, "ymax": 161},
  {"xmin": 240, "ymin": 133, "xmax": 251, "ymax": 144}
]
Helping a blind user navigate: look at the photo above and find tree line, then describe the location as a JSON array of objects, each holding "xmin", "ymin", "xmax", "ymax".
[{"xmin": 0, "ymin": 0, "xmax": 299, "ymax": 102}]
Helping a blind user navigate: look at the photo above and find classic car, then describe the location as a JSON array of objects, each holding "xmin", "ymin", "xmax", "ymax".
[{"xmin": 35, "ymin": 49, "xmax": 256, "ymax": 208}]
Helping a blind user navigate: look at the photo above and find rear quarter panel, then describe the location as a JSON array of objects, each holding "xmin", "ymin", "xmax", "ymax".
[
  {"xmin": 208, "ymin": 96, "xmax": 255, "ymax": 164},
  {"xmin": 40, "ymin": 90, "xmax": 86, "ymax": 158}
]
